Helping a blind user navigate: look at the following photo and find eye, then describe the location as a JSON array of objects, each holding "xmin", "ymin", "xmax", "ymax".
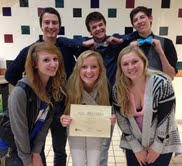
[
  {"xmin": 81, "ymin": 65, "xmax": 87, "ymax": 69},
  {"xmin": 132, "ymin": 60, "xmax": 138, "ymax": 65},
  {"xmin": 52, "ymin": 21, "xmax": 59, "ymax": 25},
  {"xmin": 43, "ymin": 58, "xmax": 50, "ymax": 62},
  {"xmin": 53, "ymin": 57, "xmax": 58, "ymax": 61},
  {"xmin": 44, "ymin": 21, "xmax": 50, "ymax": 25},
  {"xmin": 133, "ymin": 18, "xmax": 138, "ymax": 23},
  {"xmin": 122, "ymin": 62, "xmax": 128, "ymax": 66},
  {"xmin": 140, "ymin": 15, "xmax": 146, "ymax": 19},
  {"xmin": 91, "ymin": 65, "xmax": 97, "ymax": 69},
  {"xmin": 99, "ymin": 23, "xmax": 103, "ymax": 27},
  {"xmin": 92, "ymin": 26, "xmax": 96, "ymax": 30}
]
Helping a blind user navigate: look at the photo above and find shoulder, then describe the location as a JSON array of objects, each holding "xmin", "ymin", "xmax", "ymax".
[
  {"xmin": 9, "ymin": 78, "xmax": 34, "ymax": 104},
  {"xmin": 19, "ymin": 42, "xmax": 36, "ymax": 55},
  {"xmin": 150, "ymin": 71, "xmax": 171, "ymax": 82},
  {"xmin": 149, "ymin": 72, "xmax": 173, "ymax": 91},
  {"xmin": 9, "ymin": 84, "xmax": 27, "ymax": 104},
  {"xmin": 154, "ymin": 35, "xmax": 174, "ymax": 45}
]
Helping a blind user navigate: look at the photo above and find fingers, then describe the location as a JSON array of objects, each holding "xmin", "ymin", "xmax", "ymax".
[
  {"xmin": 146, "ymin": 147, "xmax": 160, "ymax": 164},
  {"xmin": 139, "ymin": 160, "xmax": 146, "ymax": 166},
  {"xmin": 60, "ymin": 115, "xmax": 72, "ymax": 127},
  {"xmin": 106, "ymin": 37, "xmax": 123, "ymax": 45},
  {"xmin": 90, "ymin": 43, "xmax": 96, "ymax": 50},
  {"xmin": 147, "ymin": 159, "xmax": 154, "ymax": 164},
  {"xmin": 110, "ymin": 115, "xmax": 117, "ymax": 125},
  {"xmin": 130, "ymin": 41, "xmax": 139, "ymax": 46}
]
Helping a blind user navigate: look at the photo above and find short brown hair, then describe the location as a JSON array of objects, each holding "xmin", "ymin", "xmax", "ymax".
[
  {"xmin": 130, "ymin": 6, "xmax": 152, "ymax": 25},
  {"xmin": 85, "ymin": 11, "xmax": 106, "ymax": 32}
]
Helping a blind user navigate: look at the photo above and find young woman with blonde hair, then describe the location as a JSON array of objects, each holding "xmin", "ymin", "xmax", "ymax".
[
  {"xmin": 61, "ymin": 50, "xmax": 116, "ymax": 166},
  {"xmin": 113, "ymin": 45, "xmax": 182, "ymax": 166},
  {"xmin": 0, "ymin": 42, "xmax": 66, "ymax": 166}
]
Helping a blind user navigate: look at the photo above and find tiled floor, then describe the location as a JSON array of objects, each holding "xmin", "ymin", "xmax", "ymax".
[
  {"xmin": 45, "ymin": 123, "xmax": 182, "ymax": 166},
  {"xmin": 45, "ymin": 77, "xmax": 182, "ymax": 166}
]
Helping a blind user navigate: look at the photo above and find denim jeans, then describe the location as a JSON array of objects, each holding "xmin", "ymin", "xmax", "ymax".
[
  {"xmin": 0, "ymin": 148, "xmax": 23, "ymax": 166},
  {"xmin": 125, "ymin": 149, "xmax": 173, "ymax": 166},
  {"xmin": 40, "ymin": 145, "xmax": 47, "ymax": 166},
  {"xmin": 50, "ymin": 109, "xmax": 67, "ymax": 166},
  {"xmin": 100, "ymin": 124, "xmax": 115, "ymax": 166}
]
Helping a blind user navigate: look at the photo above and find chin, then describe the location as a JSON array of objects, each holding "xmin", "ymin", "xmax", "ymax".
[
  {"xmin": 47, "ymin": 34, "xmax": 57, "ymax": 38},
  {"xmin": 49, "ymin": 72, "xmax": 57, "ymax": 76}
]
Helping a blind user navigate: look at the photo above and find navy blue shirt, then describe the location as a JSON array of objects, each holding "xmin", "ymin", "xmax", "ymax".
[
  {"xmin": 5, "ymin": 36, "xmax": 80, "ymax": 86},
  {"xmin": 72, "ymin": 34, "xmax": 134, "ymax": 87}
]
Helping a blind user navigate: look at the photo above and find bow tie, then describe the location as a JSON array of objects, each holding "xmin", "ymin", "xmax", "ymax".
[
  {"xmin": 137, "ymin": 36, "xmax": 153, "ymax": 46},
  {"xmin": 95, "ymin": 41, "xmax": 108, "ymax": 48}
]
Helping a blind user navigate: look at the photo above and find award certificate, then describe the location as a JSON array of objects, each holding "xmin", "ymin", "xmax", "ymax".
[{"xmin": 69, "ymin": 104, "xmax": 111, "ymax": 138}]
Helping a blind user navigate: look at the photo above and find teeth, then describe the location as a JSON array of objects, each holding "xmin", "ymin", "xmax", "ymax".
[{"xmin": 129, "ymin": 71, "xmax": 136, "ymax": 74}]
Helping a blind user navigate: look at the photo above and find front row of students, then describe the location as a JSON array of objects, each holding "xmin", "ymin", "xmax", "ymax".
[{"xmin": 0, "ymin": 41, "xmax": 181, "ymax": 166}]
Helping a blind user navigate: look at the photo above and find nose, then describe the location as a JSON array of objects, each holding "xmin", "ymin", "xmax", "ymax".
[
  {"xmin": 96, "ymin": 26, "xmax": 100, "ymax": 31},
  {"xmin": 128, "ymin": 64, "xmax": 134, "ymax": 70},
  {"xmin": 86, "ymin": 67, "xmax": 92, "ymax": 73},
  {"xmin": 50, "ymin": 60, "xmax": 57, "ymax": 67},
  {"xmin": 48, "ymin": 23, "xmax": 54, "ymax": 28},
  {"xmin": 137, "ymin": 18, "xmax": 142, "ymax": 24}
]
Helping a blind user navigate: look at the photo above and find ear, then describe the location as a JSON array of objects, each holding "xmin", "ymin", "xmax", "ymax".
[
  {"xmin": 32, "ymin": 61, "xmax": 38, "ymax": 69},
  {"xmin": 149, "ymin": 16, "xmax": 153, "ymax": 25},
  {"xmin": 89, "ymin": 31, "xmax": 93, "ymax": 36},
  {"xmin": 40, "ymin": 26, "xmax": 43, "ymax": 32}
]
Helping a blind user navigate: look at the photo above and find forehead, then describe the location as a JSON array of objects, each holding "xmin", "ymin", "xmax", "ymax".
[
  {"xmin": 42, "ymin": 13, "xmax": 59, "ymax": 21},
  {"xmin": 133, "ymin": 11, "xmax": 147, "ymax": 19},
  {"xmin": 88, "ymin": 20, "xmax": 105, "ymax": 28},
  {"xmin": 82, "ymin": 55, "xmax": 99, "ymax": 63},
  {"xmin": 121, "ymin": 51, "xmax": 141, "ymax": 62},
  {"xmin": 37, "ymin": 51, "xmax": 58, "ymax": 58}
]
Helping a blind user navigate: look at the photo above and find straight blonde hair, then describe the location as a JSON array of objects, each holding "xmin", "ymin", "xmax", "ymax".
[
  {"xmin": 115, "ymin": 45, "xmax": 148, "ymax": 117},
  {"xmin": 25, "ymin": 42, "xmax": 66, "ymax": 104},
  {"xmin": 64, "ymin": 50, "xmax": 110, "ymax": 115}
]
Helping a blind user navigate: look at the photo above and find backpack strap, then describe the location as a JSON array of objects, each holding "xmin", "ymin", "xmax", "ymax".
[
  {"xmin": 16, "ymin": 81, "xmax": 36, "ymax": 132},
  {"xmin": 16, "ymin": 81, "xmax": 33, "ymax": 99}
]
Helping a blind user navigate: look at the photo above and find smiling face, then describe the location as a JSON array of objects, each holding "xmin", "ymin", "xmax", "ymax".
[
  {"xmin": 132, "ymin": 11, "xmax": 152, "ymax": 37},
  {"xmin": 41, "ymin": 13, "xmax": 60, "ymax": 40},
  {"xmin": 79, "ymin": 55, "xmax": 100, "ymax": 91},
  {"xmin": 88, "ymin": 20, "xmax": 106, "ymax": 42},
  {"xmin": 120, "ymin": 51, "xmax": 145, "ymax": 81},
  {"xmin": 36, "ymin": 51, "xmax": 59, "ymax": 83}
]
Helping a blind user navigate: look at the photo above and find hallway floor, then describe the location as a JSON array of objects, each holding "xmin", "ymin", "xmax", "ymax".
[{"xmin": 45, "ymin": 123, "xmax": 182, "ymax": 166}]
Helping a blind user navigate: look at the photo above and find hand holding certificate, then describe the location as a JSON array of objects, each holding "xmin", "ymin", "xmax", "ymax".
[{"xmin": 69, "ymin": 104, "xmax": 112, "ymax": 138}]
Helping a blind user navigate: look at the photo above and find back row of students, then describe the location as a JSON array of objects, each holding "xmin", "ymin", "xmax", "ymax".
[{"xmin": 1, "ymin": 6, "xmax": 181, "ymax": 166}]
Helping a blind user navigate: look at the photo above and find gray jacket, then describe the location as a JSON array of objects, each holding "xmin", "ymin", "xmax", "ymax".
[{"xmin": 8, "ymin": 76, "xmax": 54, "ymax": 165}]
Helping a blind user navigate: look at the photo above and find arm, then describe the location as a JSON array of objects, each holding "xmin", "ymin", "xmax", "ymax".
[
  {"xmin": 112, "ymin": 31, "xmax": 138, "ymax": 43},
  {"xmin": 57, "ymin": 36, "xmax": 83, "ymax": 48},
  {"xmin": 152, "ymin": 39, "xmax": 177, "ymax": 79},
  {"xmin": 57, "ymin": 36, "xmax": 89, "ymax": 58},
  {"xmin": 5, "ymin": 46, "xmax": 30, "ymax": 86},
  {"xmin": 8, "ymin": 87, "xmax": 32, "ymax": 165},
  {"xmin": 150, "ymin": 75, "xmax": 175, "ymax": 153}
]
